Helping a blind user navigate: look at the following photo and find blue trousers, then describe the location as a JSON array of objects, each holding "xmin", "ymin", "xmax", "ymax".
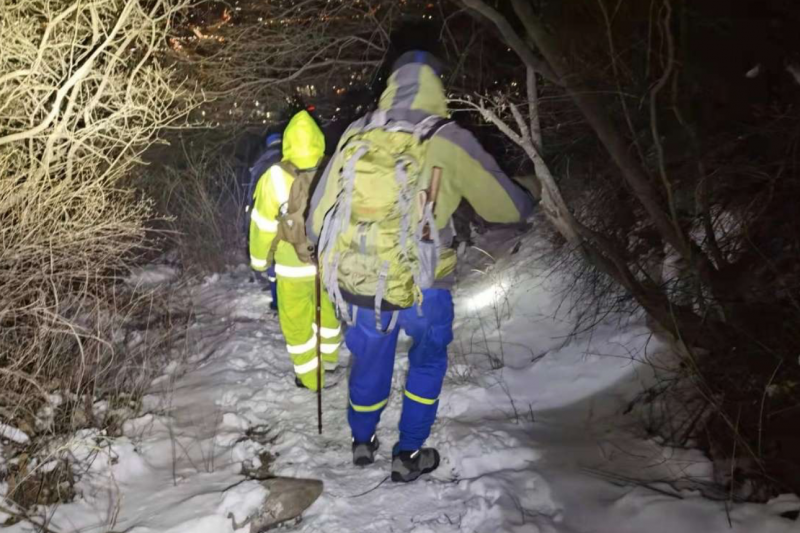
[
  {"xmin": 346, "ymin": 289, "xmax": 454, "ymax": 451},
  {"xmin": 267, "ymin": 265, "xmax": 278, "ymax": 310}
]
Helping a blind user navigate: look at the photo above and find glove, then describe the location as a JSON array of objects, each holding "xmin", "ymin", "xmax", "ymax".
[{"xmin": 252, "ymin": 269, "xmax": 271, "ymax": 291}]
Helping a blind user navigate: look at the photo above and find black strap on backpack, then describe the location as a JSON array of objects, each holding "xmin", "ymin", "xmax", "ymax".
[{"xmin": 419, "ymin": 117, "xmax": 453, "ymax": 142}]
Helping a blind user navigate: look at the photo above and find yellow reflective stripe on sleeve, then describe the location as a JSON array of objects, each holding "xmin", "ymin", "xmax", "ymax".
[
  {"xmin": 251, "ymin": 208, "xmax": 278, "ymax": 232},
  {"xmin": 275, "ymin": 264, "xmax": 317, "ymax": 278},
  {"xmin": 349, "ymin": 398, "xmax": 388, "ymax": 412},
  {"xmin": 287, "ymin": 335, "xmax": 316, "ymax": 355},
  {"xmin": 250, "ymin": 256, "xmax": 267, "ymax": 268},
  {"xmin": 404, "ymin": 390, "xmax": 438, "ymax": 405},
  {"xmin": 270, "ymin": 166, "xmax": 290, "ymax": 205},
  {"xmin": 320, "ymin": 341, "xmax": 340, "ymax": 354},
  {"xmin": 294, "ymin": 357, "xmax": 319, "ymax": 374}
]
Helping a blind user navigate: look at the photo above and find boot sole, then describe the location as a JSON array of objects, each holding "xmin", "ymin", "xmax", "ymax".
[
  {"xmin": 352, "ymin": 439, "xmax": 380, "ymax": 467},
  {"xmin": 353, "ymin": 456, "xmax": 374, "ymax": 467},
  {"xmin": 390, "ymin": 451, "xmax": 440, "ymax": 483}
]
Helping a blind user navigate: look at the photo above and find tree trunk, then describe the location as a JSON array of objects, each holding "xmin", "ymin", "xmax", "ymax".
[
  {"xmin": 508, "ymin": 0, "xmax": 724, "ymax": 299},
  {"xmin": 520, "ymin": 66, "xmax": 725, "ymax": 349},
  {"xmin": 458, "ymin": 0, "xmax": 732, "ymax": 350}
]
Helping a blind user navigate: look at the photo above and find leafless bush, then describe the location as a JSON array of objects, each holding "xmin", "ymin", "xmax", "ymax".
[
  {"xmin": 454, "ymin": 0, "xmax": 800, "ymax": 498},
  {"xmin": 140, "ymin": 141, "xmax": 245, "ymax": 272},
  {"xmin": 0, "ymin": 0, "xmax": 199, "ymax": 460}
]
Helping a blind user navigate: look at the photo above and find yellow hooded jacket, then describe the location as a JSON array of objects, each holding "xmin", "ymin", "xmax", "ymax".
[{"xmin": 249, "ymin": 110, "xmax": 325, "ymax": 280}]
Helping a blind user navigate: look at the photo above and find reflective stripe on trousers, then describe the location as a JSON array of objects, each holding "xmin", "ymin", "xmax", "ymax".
[
  {"xmin": 286, "ymin": 329, "xmax": 341, "ymax": 355},
  {"xmin": 350, "ymin": 397, "xmax": 388, "ymax": 412},
  {"xmin": 294, "ymin": 357, "xmax": 318, "ymax": 374},
  {"xmin": 275, "ymin": 263, "xmax": 317, "ymax": 278}
]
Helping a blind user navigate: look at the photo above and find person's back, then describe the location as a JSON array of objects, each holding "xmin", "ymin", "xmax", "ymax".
[
  {"xmin": 250, "ymin": 110, "xmax": 342, "ymax": 391},
  {"xmin": 310, "ymin": 51, "xmax": 534, "ymax": 300},
  {"xmin": 246, "ymin": 132, "xmax": 283, "ymax": 308},
  {"xmin": 309, "ymin": 50, "xmax": 534, "ymax": 483}
]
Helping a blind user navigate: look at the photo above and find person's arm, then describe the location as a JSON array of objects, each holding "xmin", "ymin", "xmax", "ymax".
[
  {"xmin": 433, "ymin": 124, "xmax": 534, "ymax": 223},
  {"xmin": 249, "ymin": 166, "xmax": 283, "ymax": 271}
]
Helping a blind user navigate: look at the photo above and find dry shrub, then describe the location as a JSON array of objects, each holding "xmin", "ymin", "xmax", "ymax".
[
  {"xmin": 451, "ymin": 0, "xmax": 800, "ymax": 499},
  {"xmin": 0, "ymin": 0, "xmax": 198, "ymax": 467},
  {"xmin": 140, "ymin": 140, "xmax": 246, "ymax": 273},
  {"xmin": 3, "ymin": 453, "xmax": 76, "ymax": 510}
]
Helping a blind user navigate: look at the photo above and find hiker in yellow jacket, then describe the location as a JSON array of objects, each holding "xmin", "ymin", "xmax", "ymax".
[{"xmin": 249, "ymin": 110, "xmax": 341, "ymax": 390}]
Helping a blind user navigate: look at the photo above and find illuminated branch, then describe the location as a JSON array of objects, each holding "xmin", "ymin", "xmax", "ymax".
[{"xmin": 167, "ymin": 0, "xmax": 394, "ymax": 125}]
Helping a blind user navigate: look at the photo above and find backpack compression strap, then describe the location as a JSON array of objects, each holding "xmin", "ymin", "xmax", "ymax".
[{"xmin": 265, "ymin": 162, "xmax": 305, "ymax": 267}]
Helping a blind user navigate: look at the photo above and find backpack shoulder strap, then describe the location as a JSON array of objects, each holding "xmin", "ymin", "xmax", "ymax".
[
  {"xmin": 417, "ymin": 116, "xmax": 453, "ymax": 142},
  {"xmin": 276, "ymin": 160, "xmax": 299, "ymax": 179},
  {"xmin": 367, "ymin": 110, "xmax": 388, "ymax": 128}
]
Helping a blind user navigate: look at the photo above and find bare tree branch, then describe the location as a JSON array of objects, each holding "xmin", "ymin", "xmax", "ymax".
[
  {"xmin": 458, "ymin": 0, "xmax": 561, "ymax": 86},
  {"xmin": 0, "ymin": 0, "xmax": 201, "ymax": 443},
  {"xmin": 168, "ymin": 0, "xmax": 394, "ymax": 126},
  {"xmin": 505, "ymin": 0, "xmax": 723, "ymax": 294}
]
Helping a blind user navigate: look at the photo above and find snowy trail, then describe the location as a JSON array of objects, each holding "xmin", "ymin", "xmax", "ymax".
[{"xmin": 5, "ymin": 230, "xmax": 799, "ymax": 533}]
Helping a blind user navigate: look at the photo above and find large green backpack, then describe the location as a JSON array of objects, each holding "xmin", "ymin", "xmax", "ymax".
[{"xmin": 318, "ymin": 111, "xmax": 451, "ymax": 326}]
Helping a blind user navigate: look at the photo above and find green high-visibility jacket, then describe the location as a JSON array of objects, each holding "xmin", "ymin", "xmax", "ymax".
[
  {"xmin": 249, "ymin": 110, "xmax": 325, "ymax": 279},
  {"xmin": 308, "ymin": 60, "xmax": 534, "ymax": 296}
]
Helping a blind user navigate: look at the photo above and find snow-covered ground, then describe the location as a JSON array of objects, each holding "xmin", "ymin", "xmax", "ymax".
[{"xmin": 2, "ymin": 228, "xmax": 799, "ymax": 533}]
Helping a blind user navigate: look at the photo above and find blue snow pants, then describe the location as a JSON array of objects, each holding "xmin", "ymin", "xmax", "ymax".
[
  {"xmin": 267, "ymin": 265, "xmax": 278, "ymax": 311},
  {"xmin": 346, "ymin": 288, "xmax": 454, "ymax": 452}
]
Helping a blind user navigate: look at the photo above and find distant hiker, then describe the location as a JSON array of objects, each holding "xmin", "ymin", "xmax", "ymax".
[
  {"xmin": 309, "ymin": 51, "xmax": 535, "ymax": 482},
  {"xmin": 246, "ymin": 131, "xmax": 283, "ymax": 310},
  {"xmin": 250, "ymin": 110, "xmax": 341, "ymax": 390}
]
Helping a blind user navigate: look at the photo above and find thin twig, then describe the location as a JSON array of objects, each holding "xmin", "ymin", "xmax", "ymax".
[
  {"xmin": 758, "ymin": 360, "xmax": 783, "ymax": 457},
  {"xmin": 344, "ymin": 475, "xmax": 391, "ymax": 498}
]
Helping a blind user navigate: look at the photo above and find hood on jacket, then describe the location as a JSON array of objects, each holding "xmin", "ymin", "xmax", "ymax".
[
  {"xmin": 378, "ymin": 51, "xmax": 448, "ymax": 118},
  {"xmin": 282, "ymin": 110, "xmax": 325, "ymax": 170}
]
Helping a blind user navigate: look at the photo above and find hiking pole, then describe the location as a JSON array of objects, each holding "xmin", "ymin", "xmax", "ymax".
[{"xmin": 314, "ymin": 256, "xmax": 323, "ymax": 435}]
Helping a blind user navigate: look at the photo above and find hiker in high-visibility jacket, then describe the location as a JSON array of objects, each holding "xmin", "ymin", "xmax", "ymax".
[
  {"xmin": 250, "ymin": 110, "xmax": 341, "ymax": 391},
  {"xmin": 247, "ymin": 132, "xmax": 283, "ymax": 310},
  {"xmin": 309, "ymin": 51, "xmax": 535, "ymax": 482}
]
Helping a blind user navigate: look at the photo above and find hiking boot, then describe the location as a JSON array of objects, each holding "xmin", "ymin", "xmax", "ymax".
[
  {"xmin": 352, "ymin": 435, "xmax": 379, "ymax": 466},
  {"xmin": 324, "ymin": 366, "xmax": 343, "ymax": 388},
  {"xmin": 294, "ymin": 373, "xmax": 340, "ymax": 390},
  {"xmin": 391, "ymin": 447, "xmax": 440, "ymax": 483}
]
